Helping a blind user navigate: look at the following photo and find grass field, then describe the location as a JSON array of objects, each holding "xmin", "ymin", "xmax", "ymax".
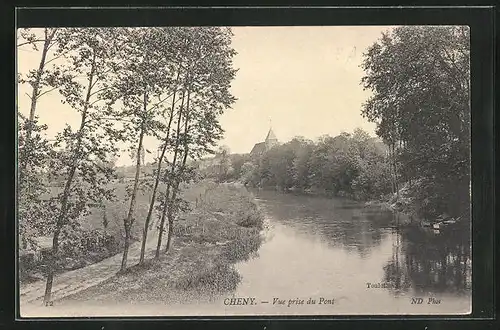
[{"xmin": 53, "ymin": 180, "xmax": 265, "ymax": 304}]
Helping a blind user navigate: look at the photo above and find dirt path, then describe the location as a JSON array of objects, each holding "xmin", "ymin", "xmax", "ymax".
[{"xmin": 20, "ymin": 227, "xmax": 161, "ymax": 307}]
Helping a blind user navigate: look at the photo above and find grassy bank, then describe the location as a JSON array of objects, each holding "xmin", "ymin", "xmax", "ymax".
[
  {"xmin": 55, "ymin": 180, "xmax": 265, "ymax": 304},
  {"xmin": 19, "ymin": 180, "xmax": 154, "ymax": 284}
]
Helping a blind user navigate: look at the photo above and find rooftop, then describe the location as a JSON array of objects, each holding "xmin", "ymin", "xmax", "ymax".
[{"xmin": 265, "ymin": 128, "xmax": 277, "ymax": 141}]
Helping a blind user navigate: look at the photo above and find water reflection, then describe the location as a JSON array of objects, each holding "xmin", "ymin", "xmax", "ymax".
[
  {"xmin": 384, "ymin": 225, "xmax": 471, "ymax": 296},
  {"xmin": 253, "ymin": 189, "xmax": 471, "ymax": 297},
  {"xmin": 254, "ymin": 190, "xmax": 393, "ymax": 258}
]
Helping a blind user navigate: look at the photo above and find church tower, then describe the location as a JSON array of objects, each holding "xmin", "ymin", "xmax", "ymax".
[
  {"xmin": 250, "ymin": 126, "xmax": 279, "ymax": 155},
  {"xmin": 265, "ymin": 127, "xmax": 278, "ymax": 150}
]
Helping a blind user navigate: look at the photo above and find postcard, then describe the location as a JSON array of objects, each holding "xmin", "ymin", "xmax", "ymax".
[{"xmin": 17, "ymin": 25, "xmax": 472, "ymax": 318}]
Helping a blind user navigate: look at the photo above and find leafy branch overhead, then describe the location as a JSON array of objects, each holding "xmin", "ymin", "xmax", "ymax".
[
  {"xmin": 17, "ymin": 26, "xmax": 238, "ymax": 304},
  {"xmin": 360, "ymin": 26, "xmax": 470, "ymax": 218}
]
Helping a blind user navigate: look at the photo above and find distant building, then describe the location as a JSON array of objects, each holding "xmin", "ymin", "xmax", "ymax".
[{"xmin": 250, "ymin": 127, "xmax": 279, "ymax": 155}]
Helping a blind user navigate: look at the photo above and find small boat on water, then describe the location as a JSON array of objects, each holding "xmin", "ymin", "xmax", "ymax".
[
  {"xmin": 432, "ymin": 215, "xmax": 461, "ymax": 231},
  {"xmin": 422, "ymin": 214, "xmax": 462, "ymax": 231}
]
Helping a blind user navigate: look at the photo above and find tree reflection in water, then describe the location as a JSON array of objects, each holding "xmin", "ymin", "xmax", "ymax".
[
  {"xmin": 383, "ymin": 215, "xmax": 471, "ymax": 296},
  {"xmin": 253, "ymin": 189, "xmax": 471, "ymax": 298}
]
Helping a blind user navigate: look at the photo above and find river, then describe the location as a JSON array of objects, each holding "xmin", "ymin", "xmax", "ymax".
[
  {"xmin": 21, "ymin": 189, "xmax": 472, "ymax": 318},
  {"xmin": 217, "ymin": 189, "xmax": 472, "ymax": 316}
]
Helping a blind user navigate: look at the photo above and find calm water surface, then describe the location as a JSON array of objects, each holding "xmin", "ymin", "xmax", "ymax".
[
  {"xmin": 23, "ymin": 189, "xmax": 471, "ymax": 317},
  {"xmin": 220, "ymin": 189, "xmax": 472, "ymax": 315}
]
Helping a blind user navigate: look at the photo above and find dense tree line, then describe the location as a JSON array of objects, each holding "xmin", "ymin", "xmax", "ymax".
[
  {"xmin": 361, "ymin": 26, "xmax": 470, "ymax": 220},
  {"xmin": 201, "ymin": 129, "xmax": 393, "ymax": 201},
  {"xmin": 203, "ymin": 26, "xmax": 470, "ymax": 225},
  {"xmin": 17, "ymin": 27, "xmax": 237, "ymax": 305}
]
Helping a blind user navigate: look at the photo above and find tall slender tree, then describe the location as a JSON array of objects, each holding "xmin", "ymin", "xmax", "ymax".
[
  {"xmin": 17, "ymin": 28, "xmax": 71, "ymax": 249},
  {"xmin": 18, "ymin": 28, "xmax": 58, "ymax": 178},
  {"xmin": 42, "ymin": 28, "xmax": 124, "ymax": 305},
  {"xmin": 155, "ymin": 86, "xmax": 188, "ymax": 258},
  {"xmin": 154, "ymin": 27, "xmax": 238, "ymax": 256},
  {"xmin": 138, "ymin": 28, "xmax": 188, "ymax": 264},
  {"xmin": 110, "ymin": 27, "xmax": 176, "ymax": 270}
]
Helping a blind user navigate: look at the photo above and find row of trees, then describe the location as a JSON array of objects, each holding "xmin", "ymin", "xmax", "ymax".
[
  {"xmin": 201, "ymin": 129, "xmax": 393, "ymax": 201},
  {"xmin": 17, "ymin": 27, "xmax": 237, "ymax": 305},
  {"xmin": 204, "ymin": 26, "xmax": 470, "ymax": 224}
]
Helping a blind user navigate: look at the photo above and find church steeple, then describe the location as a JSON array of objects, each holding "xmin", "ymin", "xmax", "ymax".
[
  {"xmin": 250, "ymin": 122, "xmax": 279, "ymax": 155},
  {"xmin": 265, "ymin": 128, "xmax": 277, "ymax": 143},
  {"xmin": 265, "ymin": 127, "xmax": 278, "ymax": 149}
]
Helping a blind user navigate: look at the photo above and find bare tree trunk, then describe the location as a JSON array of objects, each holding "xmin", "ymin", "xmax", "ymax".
[
  {"xmin": 165, "ymin": 159, "xmax": 185, "ymax": 253},
  {"xmin": 139, "ymin": 85, "xmax": 179, "ymax": 264},
  {"xmin": 165, "ymin": 152, "xmax": 189, "ymax": 253},
  {"xmin": 164, "ymin": 199, "xmax": 176, "ymax": 252},
  {"xmin": 154, "ymin": 88, "xmax": 186, "ymax": 258},
  {"xmin": 393, "ymin": 142, "xmax": 399, "ymax": 198},
  {"xmin": 20, "ymin": 28, "xmax": 57, "ymax": 182},
  {"xmin": 120, "ymin": 92, "xmax": 147, "ymax": 271},
  {"xmin": 120, "ymin": 221, "xmax": 131, "ymax": 270},
  {"xmin": 155, "ymin": 185, "xmax": 171, "ymax": 259},
  {"xmin": 43, "ymin": 226, "xmax": 60, "ymax": 306},
  {"xmin": 165, "ymin": 92, "xmax": 191, "ymax": 253},
  {"xmin": 387, "ymin": 144, "xmax": 395, "ymax": 195},
  {"xmin": 388, "ymin": 142, "xmax": 399, "ymax": 198},
  {"xmin": 43, "ymin": 49, "xmax": 94, "ymax": 306}
]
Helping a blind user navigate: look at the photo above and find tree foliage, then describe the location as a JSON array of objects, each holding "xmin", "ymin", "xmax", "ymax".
[
  {"xmin": 237, "ymin": 130, "xmax": 391, "ymax": 200},
  {"xmin": 18, "ymin": 26, "xmax": 237, "ymax": 304},
  {"xmin": 20, "ymin": 28, "xmax": 126, "ymax": 304},
  {"xmin": 361, "ymin": 26, "xmax": 470, "ymax": 219}
]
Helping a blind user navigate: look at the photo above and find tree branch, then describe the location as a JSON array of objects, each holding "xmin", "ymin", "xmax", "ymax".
[
  {"xmin": 99, "ymin": 116, "xmax": 135, "ymax": 123},
  {"xmin": 88, "ymin": 85, "xmax": 113, "ymax": 98},
  {"xmin": 144, "ymin": 90, "xmax": 178, "ymax": 113},
  {"xmin": 18, "ymin": 112, "xmax": 27, "ymax": 121},
  {"xmin": 439, "ymin": 45, "xmax": 467, "ymax": 90},
  {"xmin": 35, "ymin": 86, "xmax": 59, "ymax": 100},
  {"xmin": 17, "ymin": 39, "xmax": 46, "ymax": 48},
  {"xmin": 44, "ymin": 49, "xmax": 71, "ymax": 66}
]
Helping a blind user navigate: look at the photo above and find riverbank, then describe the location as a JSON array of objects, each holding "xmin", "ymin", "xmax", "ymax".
[
  {"xmin": 42, "ymin": 181, "xmax": 265, "ymax": 307},
  {"xmin": 363, "ymin": 198, "xmax": 406, "ymax": 214},
  {"xmin": 19, "ymin": 180, "xmax": 156, "ymax": 285},
  {"xmin": 21, "ymin": 183, "xmax": 472, "ymax": 317},
  {"xmin": 246, "ymin": 184, "xmax": 415, "ymax": 226}
]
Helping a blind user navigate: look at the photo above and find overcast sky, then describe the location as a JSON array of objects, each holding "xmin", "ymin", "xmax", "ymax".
[{"xmin": 17, "ymin": 26, "xmax": 392, "ymax": 166}]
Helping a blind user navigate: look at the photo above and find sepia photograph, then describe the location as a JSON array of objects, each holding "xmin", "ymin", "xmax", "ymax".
[{"xmin": 16, "ymin": 25, "xmax": 472, "ymax": 317}]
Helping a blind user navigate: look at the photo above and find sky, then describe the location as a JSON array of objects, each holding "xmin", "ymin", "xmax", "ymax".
[{"xmin": 17, "ymin": 26, "xmax": 393, "ymax": 166}]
